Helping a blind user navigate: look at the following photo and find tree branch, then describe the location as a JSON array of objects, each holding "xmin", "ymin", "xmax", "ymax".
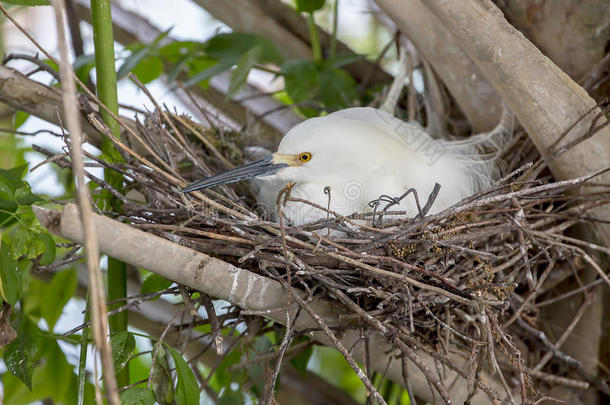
[
  {"xmin": 34, "ymin": 203, "xmax": 509, "ymax": 404},
  {"xmin": 0, "ymin": 64, "xmax": 148, "ymax": 153},
  {"xmin": 420, "ymin": 0, "xmax": 610, "ymax": 248},
  {"xmin": 59, "ymin": 267, "xmax": 361, "ymax": 405},
  {"xmin": 374, "ymin": 0, "xmax": 502, "ymax": 131},
  {"xmin": 498, "ymin": 0, "xmax": 610, "ymax": 80}
]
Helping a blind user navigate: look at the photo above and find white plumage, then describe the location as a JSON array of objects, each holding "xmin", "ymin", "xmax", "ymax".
[{"xmin": 251, "ymin": 107, "xmax": 506, "ymax": 225}]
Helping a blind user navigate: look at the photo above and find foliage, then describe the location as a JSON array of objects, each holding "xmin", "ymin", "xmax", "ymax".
[
  {"xmin": 108, "ymin": 22, "xmax": 360, "ymax": 114},
  {"xmin": 0, "ymin": 164, "xmax": 51, "ymax": 306},
  {"xmin": 1, "ymin": 0, "xmax": 50, "ymax": 6}
]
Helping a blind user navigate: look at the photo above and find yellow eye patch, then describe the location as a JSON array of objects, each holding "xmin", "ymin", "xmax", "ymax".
[{"xmin": 298, "ymin": 152, "xmax": 312, "ymax": 162}]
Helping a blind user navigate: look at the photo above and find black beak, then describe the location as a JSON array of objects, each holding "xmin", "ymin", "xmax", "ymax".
[{"xmin": 181, "ymin": 155, "xmax": 287, "ymax": 193}]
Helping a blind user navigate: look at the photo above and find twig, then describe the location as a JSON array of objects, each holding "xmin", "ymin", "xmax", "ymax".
[
  {"xmin": 530, "ymin": 295, "xmax": 591, "ymax": 372},
  {"xmin": 199, "ymin": 294, "xmax": 223, "ymax": 355},
  {"xmin": 286, "ymin": 284, "xmax": 388, "ymax": 405},
  {"xmin": 51, "ymin": 1, "xmax": 119, "ymax": 404},
  {"xmin": 261, "ymin": 310, "xmax": 296, "ymax": 405},
  {"xmin": 330, "ymin": 287, "xmax": 453, "ymax": 404}
]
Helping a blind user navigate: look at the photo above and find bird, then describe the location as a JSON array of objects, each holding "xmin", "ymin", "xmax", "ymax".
[{"xmin": 182, "ymin": 106, "xmax": 511, "ymax": 226}]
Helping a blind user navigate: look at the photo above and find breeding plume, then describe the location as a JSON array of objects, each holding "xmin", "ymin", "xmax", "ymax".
[{"xmin": 183, "ymin": 106, "xmax": 511, "ymax": 226}]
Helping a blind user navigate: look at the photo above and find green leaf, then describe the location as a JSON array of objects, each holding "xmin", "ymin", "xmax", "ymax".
[
  {"xmin": 289, "ymin": 339, "xmax": 313, "ymax": 375},
  {"xmin": 4, "ymin": 332, "xmax": 95, "ymax": 405},
  {"xmin": 0, "ymin": 164, "xmax": 39, "ymax": 225},
  {"xmin": 182, "ymin": 60, "xmax": 233, "ymax": 88},
  {"xmin": 151, "ymin": 342, "xmax": 174, "ymax": 405},
  {"xmin": 281, "ymin": 59, "xmax": 319, "ymax": 103},
  {"xmin": 166, "ymin": 55, "xmax": 191, "ymax": 83},
  {"xmin": 0, "ymin": 240, "xmax": 22, "ymax": 305},
  {"xmin": 0, "ymin": 164, "xmax": 28, "ymax": 189},
  {"xmin": 111, "ymin": 331, "xmax": 136, "ymax": 373},
  {"xmin": 11, "ymin": 223, "xmax": 45, "ymax": 260},
  {"xmin": 158, "ymin": 41, "xmax": 200, "ymax": 60},
  {"xmin": 73, "ymin": 53, "xmax": 95, "ymax": 71},
  {"xmin": 13, "ymin": 110, "xmax": 30, "ymax": 128},
  {"xmin": 295, "ymin": 0, "xmax": 325, "ymax": 13},
  {"xmin": 117, "ymin": 45, "xmax": 150, "ymax": 80},
  {"xmin": 228, "ymin": 45, "xmax": 261, "ymax": 98},
  {"xmin": 120, "ymin": 387, "xmax": 155, "ymax": 405},
  {"xmin": 167, "ymin": 346, "xmax": 199, "ymax": 405},
  {"xmin": 42, "ymin": 58, "xmax": 59, "ymax": 73},
  {"xmin": 73, "ymin": 54, "xmax": 96, "ymax": 84},
  {"xmin": 215, "ymin": 346, "xmax": 243, "ymax": 387},
  {"xmin": 325, "ymin": 52, "xmax": 364, "ymax": 69},
  {"xmin": 247, "ymin": 336, "xmax": 272, "ymax": 396},
  {"xmin": 41, "ymin": 268, "xmax": 76, "ymax": 329},
  {"xmin": 0, "ymin": 174, "xmax": 15, "ymax": 203},
  {"xmin": 117, "ymin": 29, "xmax": 170, "ymax": 80},
  {"xmin": 38, "ymin": 231, "xmax": 56, "ymax": 266},
  {"xmin": 140, "ymin": 273, "xmax": 173, "ymax": 298},
  {"xmin": 204, "ymin": 33, "xmax": 283, "ymax": 65},
  {"xmin": 15, "ymin": 183, "xmax": 43, "ymax": 206},
  {"xmin": 218, "ymin": 389, "xmax": 244, "ymax": 405},
  {"xmin": 4, "ymin": 314, "xmax": 39, "ymax": 390},
  {"xmin": 318, "ymin": 68, "xmax": 358, "ymax": 109},
  {"xmin": 1, "ymin": 0, "xmax": 50, "ymax": 5},
  {"xmin": 132, "ymin": 56, "xmax": 164, "ymax": 84},
  {"xmin": 0, "ymin": 177, "xmax": 18, "ymax": 226}
]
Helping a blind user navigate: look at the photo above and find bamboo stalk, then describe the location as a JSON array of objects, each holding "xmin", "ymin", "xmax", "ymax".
[{"xmin": 89, "ymin": 0, "xmax": 129, "ymax": 388}]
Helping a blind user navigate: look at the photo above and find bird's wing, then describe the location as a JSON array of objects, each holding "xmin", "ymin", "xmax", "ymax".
[{"xmin": 330, "ymin": 107, "xmax": 503, "ymax": 194}]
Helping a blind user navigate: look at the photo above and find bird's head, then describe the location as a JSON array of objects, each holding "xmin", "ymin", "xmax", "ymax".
[
  {"xmin": 180, "ymin": 147, "xmax": 317, "ymax": 193},
  {"xmin": 182, "ymin": 115, "xmax": 349, "ymax": 193},
  {"xmin": 181, "ymin": 107, "xmax": 409, "ymax": 193}
]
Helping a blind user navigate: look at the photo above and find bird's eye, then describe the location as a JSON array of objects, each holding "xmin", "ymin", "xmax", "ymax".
[{"xmin": 299, "ymin": 152, "xmax": 312, "ymax": 162}]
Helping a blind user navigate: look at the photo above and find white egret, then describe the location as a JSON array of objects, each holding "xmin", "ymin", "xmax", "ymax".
[{"xmin": 183, "ymin": 106, "xmax": 511, "ymax": 226}]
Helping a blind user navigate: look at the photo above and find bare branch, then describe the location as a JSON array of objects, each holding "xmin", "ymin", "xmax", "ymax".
[{"xmin": 0, "ymin": 64, "xmax": 149, "ymax": 154}]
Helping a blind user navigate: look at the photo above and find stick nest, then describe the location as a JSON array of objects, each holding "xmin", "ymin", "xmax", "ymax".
[{"xmin": 44, "ymin": 98, "xmax": 610, "ymax": 403}]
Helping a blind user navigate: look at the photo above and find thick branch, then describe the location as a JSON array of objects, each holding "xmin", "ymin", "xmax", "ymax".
[
  {"xmin": 498, "ymin": 0, "xmax": 610, "ymax": 80},
  {"xmin": 34, "ymin": 203, "xmax": 508, "ymax": 404},
  {"xmin": 420, "ymin": 0, "xmax": 610, "ymax": 248},
  {"xmin": 0, "ymin": 64, "xmax": 145, "ymax": 153},
  {"xmin": 374, "ymin": 0, "xmax": 502, "ymax": 131},
  {"xmin": 60, "ymin": 269, "xmax": 361, "ymax": 405}
]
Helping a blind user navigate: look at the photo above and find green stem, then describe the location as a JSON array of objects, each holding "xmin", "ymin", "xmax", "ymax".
[
  {"xmin": 307, "ymin": 12, "xmax": 322, "ymax": 62},
  {"xmin": 90, "ymin": 0, "xmax": 119, "ymax": 138},
  {"xmin": 330, "ymin": 0, "xmax": 339, "ymax": 59},
  {"xmin": 90, "ymin": 0, "xmax": 129, "ymax": 389},
  {"xmin": 77, "ymin": 291, "xmax": 90, "ymax": 405}
]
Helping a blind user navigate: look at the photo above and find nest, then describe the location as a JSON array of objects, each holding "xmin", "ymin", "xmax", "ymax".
[{"xmin": 40, "ymin": 95, "xmax": 610, "ymax": 403}]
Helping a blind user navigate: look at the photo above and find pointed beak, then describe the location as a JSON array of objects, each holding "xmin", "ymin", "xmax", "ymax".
[{"xmin": 181, "ymin": 155, "xmax": 287, "ymax": 193}]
